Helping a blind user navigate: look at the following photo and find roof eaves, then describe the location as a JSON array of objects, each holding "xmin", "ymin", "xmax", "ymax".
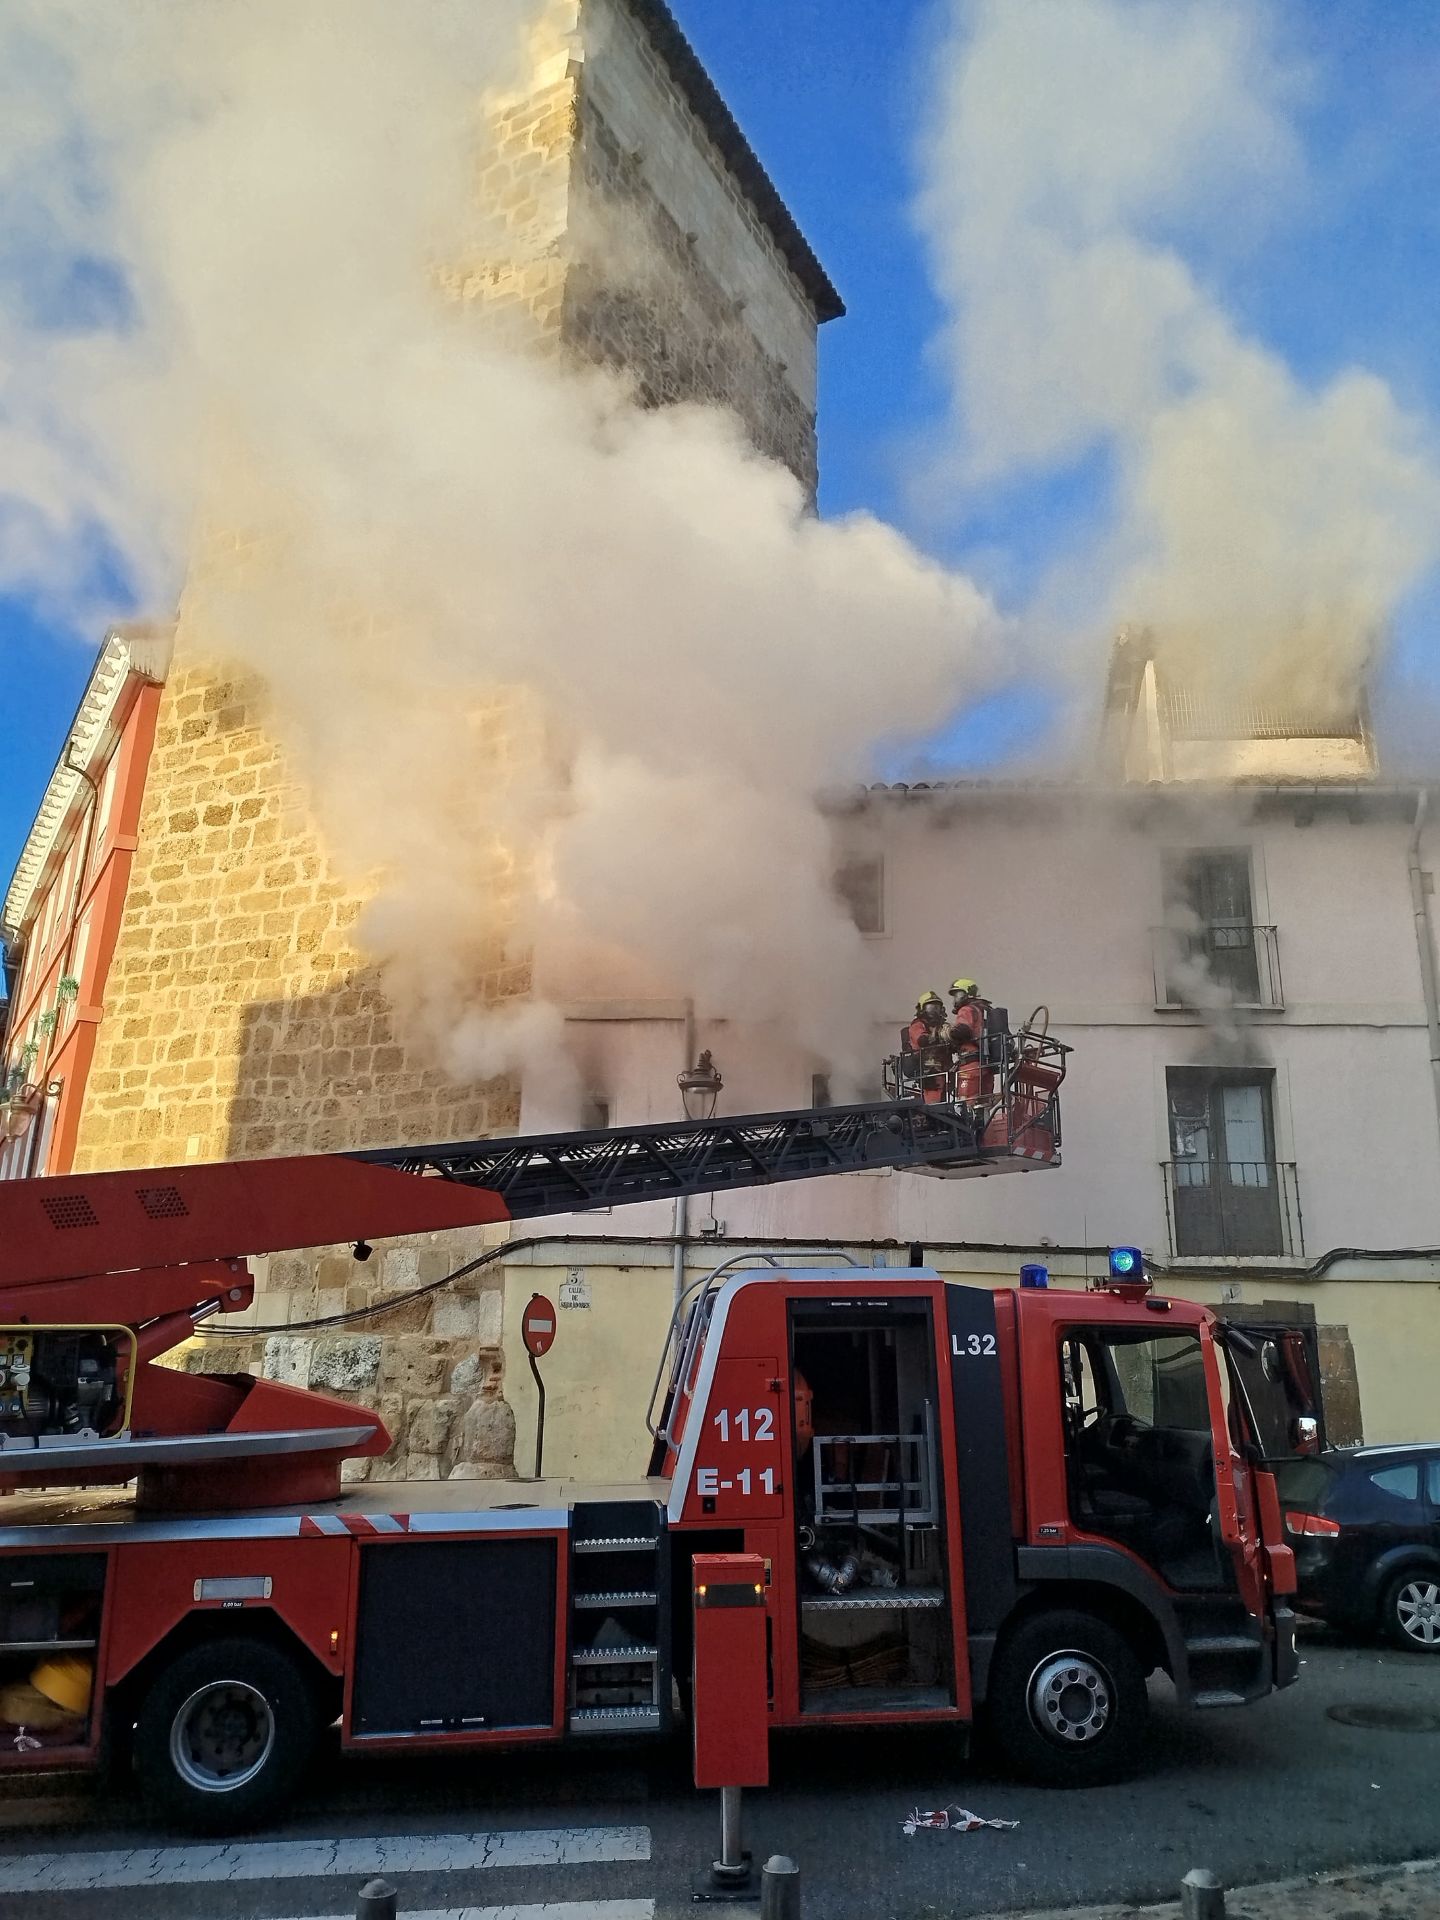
[
  {"xmin": 855, "ymin": 776, "xmax": 1438, "ymax": 811},
  {"xmin": 2, "ymin": 624, "xmax": 174, "ymax": 940},
  {"xmin": 621, "ymin": 0, "xmax": 844, "ymax": 323}
]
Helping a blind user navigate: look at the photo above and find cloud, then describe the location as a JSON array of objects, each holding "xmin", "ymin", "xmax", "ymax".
[{"xmin": 918, "ymin": 0, "xmax": 1440, "ymax": 721}]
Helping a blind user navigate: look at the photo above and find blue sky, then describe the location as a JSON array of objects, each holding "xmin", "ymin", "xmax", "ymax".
[{"xmin": 3, "ymin": 0, "xmax": 1438, "ymax": 881}]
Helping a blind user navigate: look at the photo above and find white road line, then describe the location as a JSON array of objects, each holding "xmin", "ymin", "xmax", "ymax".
[
  {"xmin": 273, "ymin": 1906, "xmax": 655, "ymax": 1920},
  {"xmin": 2, "ymin": 1825, "xmax": 650, "ymax": 1893}
]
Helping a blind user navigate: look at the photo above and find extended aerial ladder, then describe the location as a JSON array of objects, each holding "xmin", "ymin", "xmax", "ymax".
[{"xmin": 0, "ymin": 1026, "xmax": 1068, "ymax": 1511}]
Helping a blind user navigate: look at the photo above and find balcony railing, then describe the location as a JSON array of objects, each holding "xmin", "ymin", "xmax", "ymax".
[
  {"xmin": 1152, "ymin": 924, "xmax": 1283, "ymax": 1011},
  {"xmin": 1156, "ymin": 686, "xmax": 1366, "ymax": 743},
  {"xmin": 1160, "ymin": 1158, "xmax": 1304, "ymax": 1259}
]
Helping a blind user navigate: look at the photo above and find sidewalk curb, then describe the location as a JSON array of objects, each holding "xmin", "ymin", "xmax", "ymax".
[{"xmin": 972, "ymin": 1853, "xmax": 1440, "ymax": 1920}]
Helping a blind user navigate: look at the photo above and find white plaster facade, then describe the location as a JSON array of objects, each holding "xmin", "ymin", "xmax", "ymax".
[{"xmin": 525, "ymin": 782, "xmax": 1440, "ymax": 1256}]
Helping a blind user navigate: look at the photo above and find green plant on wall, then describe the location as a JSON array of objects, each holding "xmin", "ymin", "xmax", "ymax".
[
  {"xmin": 19, "ymin": 1041, "xmax": 38, "ymax": 1071},
  {"xmin": 56, "ymin": 975, "xmax": 79, "ymax": 1002},
  {"xmin": 36, "ymin": 1009, "xmax": 58, "ymax": 1038}
]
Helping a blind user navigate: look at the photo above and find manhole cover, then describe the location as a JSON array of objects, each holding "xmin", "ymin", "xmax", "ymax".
[{"xmin": 1326, "ymin": 1703, "xmax": 1440, "ymax": 1732}]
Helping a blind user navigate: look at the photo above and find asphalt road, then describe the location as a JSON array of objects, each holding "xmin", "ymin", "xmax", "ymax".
[{"xmin": 1, "ymin": 1625, "xmax": 1438, "ymax": 1920}]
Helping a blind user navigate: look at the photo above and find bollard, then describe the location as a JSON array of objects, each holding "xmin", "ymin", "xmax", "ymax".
[
  {"xmin": 760, "ymin": 1853, "xmax": 801, "ymax": 1920},
  {"xmin": 356, "ymin": 1878, "xmax": 398, "ymax": 1920},
  {"xmin": 1180, "ymin": 1867, "xmax": 1225, "ymax": 1920}
]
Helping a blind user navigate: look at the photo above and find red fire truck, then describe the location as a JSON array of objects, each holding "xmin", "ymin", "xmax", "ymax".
[{"xmin": 0, "ymin": 1034, "xmax": 1304, "ymax": 1830}]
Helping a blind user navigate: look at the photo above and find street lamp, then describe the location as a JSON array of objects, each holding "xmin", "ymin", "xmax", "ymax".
[{"xmin": 677, "ymin": 1050, "xmax": 723, "ymax": 1122}]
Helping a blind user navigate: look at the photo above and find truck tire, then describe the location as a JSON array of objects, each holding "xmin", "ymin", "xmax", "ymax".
[
  {"xmin": 132, "ymin": 1636, "xmax": 319, "ymax": 1832},
  {"xmin": 1381, "ymin": 1571, "xmax": 1440, "ymax": 1653},
  {"xmin": 988, "ymin": 1609, "xmax": 1148, "ymax": 1787}
]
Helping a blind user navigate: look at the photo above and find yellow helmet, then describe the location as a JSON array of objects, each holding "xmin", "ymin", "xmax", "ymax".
[
  {"xmin": 916, "ymin": 988, "xmax": 944, "ymax": 1009},
  {"xmin": 950, "ymin": 977, "xmax": 978, "ymax": 997}
]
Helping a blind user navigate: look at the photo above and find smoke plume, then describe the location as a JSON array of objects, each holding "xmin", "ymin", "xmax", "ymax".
[
  {"xmin": 0, "ymin": 1, "xmax": 994, "ymax": 1085},
  {"xmin": 919, "ymin": 0, "xmax": 1440, "ymax": 721}
]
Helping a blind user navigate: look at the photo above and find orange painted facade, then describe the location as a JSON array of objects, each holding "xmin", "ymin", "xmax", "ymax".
[{"xmin": 1, "ymin": 641, "xmax": 168, "ymax": 1178}]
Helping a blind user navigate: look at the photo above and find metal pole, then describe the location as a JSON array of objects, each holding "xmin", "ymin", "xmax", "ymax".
[
  {"xmin": 356, "ymin": 1879, "xmax": 397, "ymax": 1919},
  {"xmin": 1180, "ymin": 1867, "xmax": 1225, "ymax": 1920},
  {"xmin": 673, "ymin": 1002, "xmax": 695, "ymax": 1308},
  {"xmin": 760, "ymin": 1853, "xmax": 801, "ymax": 1919},
  {"xmin": 527, "ymin": 1348, "xmax": 546, "ymax": 1479},
  {"xmin": 718, "ymin": 1785, "xmax": 744, "ymax": 1872},
  {"xmin": 1408, "ymin": 790, "xmax": 1440, "ymax": 1160}
]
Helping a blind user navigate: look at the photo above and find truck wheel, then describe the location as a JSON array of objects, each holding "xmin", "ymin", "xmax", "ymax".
[
  {"xmin": 1382, "ymin": 1572, "xmax": 1440, "ymax": 1652},
  {"xmin": 988, "ymin": 1609, "xmax": 1148, "ymax": 1786},
  {"xmin": 132, "ymin": 1636, "xmax": 319, "ymax": 1832}
]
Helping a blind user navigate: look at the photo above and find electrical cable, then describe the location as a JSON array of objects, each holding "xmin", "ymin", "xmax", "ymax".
[
  {"xmin": 193, "ymin": 1229, "xmax": 1440, "ymax": 1339},
  {"xmin": 192, "ymin": 1237, "xmax": 544, "ymax": 1336}
]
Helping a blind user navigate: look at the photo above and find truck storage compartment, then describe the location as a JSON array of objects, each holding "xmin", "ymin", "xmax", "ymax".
[
  {"xmin": 0, "ymin": 1551, "xmax": 106, "ymax": 1754},
  {"xmin": 350, "ymin": 1536, "xmax": 558, "ymax": 1738},
  {"xmin": 791, "ymin": 1302, "xmax": 954, "ymax": 1714}
]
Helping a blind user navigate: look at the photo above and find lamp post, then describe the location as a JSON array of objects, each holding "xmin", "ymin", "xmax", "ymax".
[
  {"xmin": 677, "ymin": 1050, "xmax": 723, "ymax": 1122},
  {"xmin": 674, "ymin": 1049, "xmax": 723, "ymax": 1307}
]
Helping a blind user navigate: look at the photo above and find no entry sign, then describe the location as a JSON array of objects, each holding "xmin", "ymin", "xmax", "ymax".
[{"xmin": 522, "ymin": 1294, "xmax": 557, "ymax": 1358}]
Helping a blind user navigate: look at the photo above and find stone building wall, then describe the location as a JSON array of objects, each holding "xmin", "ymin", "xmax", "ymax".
[
  {"xmin": 566, "ymin": 0, "xmax": 824, "ymax": 491},
  {"xmin": 71, "ymin": 36, "xmax": 580, "ymax": 1484},
  {"xmin": 71, "ymin": 0, "xmax": 835, "ymax": 1483}
]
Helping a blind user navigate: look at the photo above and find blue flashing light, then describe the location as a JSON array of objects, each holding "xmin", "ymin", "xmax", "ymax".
[
  {"xmin": 1108, "ymin": 1246, "xmax": 1143, "ymax": 1280},
  {"xmin": 1019, "ymin": 1263, "xmax": 1049, "ymax": 1289}
]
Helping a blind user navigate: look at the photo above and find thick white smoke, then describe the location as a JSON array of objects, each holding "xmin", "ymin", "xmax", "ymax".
[
  {"xmin": 0, "ymin": 1, "xmax": 995, "ymax": 1085},
  {"xmin": 919, "ymin": 0, "xmax": 1440, "ymax": 720}
]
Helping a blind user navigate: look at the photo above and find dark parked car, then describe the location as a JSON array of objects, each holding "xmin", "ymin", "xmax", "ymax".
[{"xmin": 1278, "ymin": 1445, "xmax": 1440, "ymax": 1652}]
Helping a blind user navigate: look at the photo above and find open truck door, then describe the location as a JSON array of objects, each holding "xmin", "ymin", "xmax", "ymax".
[{"xmin": 1219, "ymin": 1318, "xmax": 1325, "ymax": 1461}]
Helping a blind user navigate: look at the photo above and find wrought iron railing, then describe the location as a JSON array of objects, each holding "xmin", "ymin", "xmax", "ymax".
[
  {"xmin": 1152, "ymin": 924, "xmax": 1283, "ymax": 1010},
  {"xmin": 1160, "ymin": 1158, "xmax": 1304, "ymax": 1259}
]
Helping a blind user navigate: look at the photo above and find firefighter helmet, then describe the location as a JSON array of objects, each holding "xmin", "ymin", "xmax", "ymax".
[
  {"xmin": 916, "ymin": 989, "xmax": 944, "ymax": 1012},
  {"xmin": 793, "ymin": 1369, "xmax": 814, "ymax": 1452},
  {"xmin": 949, "ymin": 978, "xmax": 978, "ymax": 998}
]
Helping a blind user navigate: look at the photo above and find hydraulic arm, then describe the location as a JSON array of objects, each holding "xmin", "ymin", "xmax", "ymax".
[{"xmin": 0, "ymin": 1059, "xmax": 1064, "ymax": 1504}]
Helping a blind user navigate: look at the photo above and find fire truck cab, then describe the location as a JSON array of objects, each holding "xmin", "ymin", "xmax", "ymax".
[{"xmin": 653, "ymin": 1254, "xmax": 1299, "ymax": 1786}]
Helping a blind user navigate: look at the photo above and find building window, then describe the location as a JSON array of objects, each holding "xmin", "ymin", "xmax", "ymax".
[
  {"xmin": 95, "ymin": 745, "xmax": 121, "ymax": 852},
  {"xmin": 1164, "ymin": 1067, "xmax": 1300, "ymax": 1257},
  {"xmin": 1157, "ymin": 848, "xmax": 1282, "ymax": 1008},
  {"xmin": 833, "ymin": 855, "xmax": 884, "ymax": 935}
]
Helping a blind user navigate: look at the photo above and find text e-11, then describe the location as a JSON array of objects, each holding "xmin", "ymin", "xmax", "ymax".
[{"xmin": 696, "ymin": 1466, "xmax": 776, "ymax": 1498}]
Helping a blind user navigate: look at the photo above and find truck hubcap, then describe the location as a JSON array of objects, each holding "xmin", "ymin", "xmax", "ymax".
[
  {"xmin": 1396, "ymin": 1582, "xmax": 1440, "ymax": 1646},
  {"xmin": 170, "ymin": 1680, "xmax": 276, "ymax": 1791},
  {"xmin": 1028, "ymin": 1652, "xmax": 1112, "ymax": 1745}
]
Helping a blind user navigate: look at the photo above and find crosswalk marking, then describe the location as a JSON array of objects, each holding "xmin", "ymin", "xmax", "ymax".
[
  {"xmin": 1, "ymin": 1825, "xmax": 650, "ymax": 1893},
  {"xmin": 273, "ymin": 1905, "xmax": 655, "ymax": 1920}
]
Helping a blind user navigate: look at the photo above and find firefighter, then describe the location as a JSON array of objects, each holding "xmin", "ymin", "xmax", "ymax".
[
  {"xmin": 905, "ymin": 991, "xmax": 951, "ymax": 1102},
  {"xmin": 948, "ymin": 978, "xmax": 985, "ymax": 1061},
  {"xmin": 947, "ymin": 977, "xmax": 989, "ymax": 1103}
]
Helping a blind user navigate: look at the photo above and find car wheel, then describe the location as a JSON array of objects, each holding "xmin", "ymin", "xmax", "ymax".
[
  {"xmin": 988, "ymin": 1609, "xmax": 1148, "ymax": 1786},
  {"xmin": 132, "ymin": 1636, "xmax": 319, "ymax": 1832},
  {"xmin": 1382, "ymin": 1573, "xmax": 1440, "ymax": 1653}
]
